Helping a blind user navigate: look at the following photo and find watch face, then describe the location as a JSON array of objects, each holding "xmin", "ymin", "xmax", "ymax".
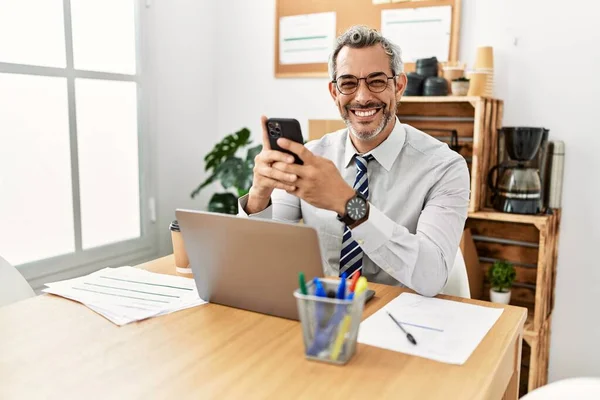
[{"xmin": 347, "ymin": 195, "xmax": 367, "ymax": 221}]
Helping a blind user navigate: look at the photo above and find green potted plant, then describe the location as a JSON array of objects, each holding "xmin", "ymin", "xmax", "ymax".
[
  {"xmin": 190, "ymin": 127, "xmax": 262, "ymax": 214},
  {"xmin": 451, "ymin": 76, "xmax": 470, "ymax": 96},
  {"xmin": 487, "ymin": 260, "xmax": 516, "ymax": 304}
]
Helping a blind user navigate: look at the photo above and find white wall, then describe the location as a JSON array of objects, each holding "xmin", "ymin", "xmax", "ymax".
[
  {"xmin": 145, "ymin": 0, "xmax": 217, "ymax": 255},
  {"xmin": 211, "ymin": 0, "xmax": 600, "ymax": 381},
  {"xmin": 215, "ymin": 1, "xmax": 340, "ymax": 145},
  {"xmin": 151, "ymin": 0, "xmax": 600, "ymax": 380}
]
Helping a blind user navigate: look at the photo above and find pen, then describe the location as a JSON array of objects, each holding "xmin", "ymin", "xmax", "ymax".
[
  {"xmin": 299, "ymin": 272, "xmax": 308, "ymax": 295},
  {"xmin": 313, "ymin": 278, "xmax": 326, "ymax": 327},
  {"xmin": 330, "ymin": 277, "xmax": 368, "ymax": 360},
  {"xmin": 307, "ymin": 278, "xmax": 331, "ymax": 355},
  {"xmin": 336, "ymin": 272, "xmax": 347, "ymax": 300},
  {"xmin": 313, "ymin": 278, "xmax": 326, "ymax": 297},
  {"xmin": 386, "ymin": 310, "xmax": 418, "ymax": 345}
]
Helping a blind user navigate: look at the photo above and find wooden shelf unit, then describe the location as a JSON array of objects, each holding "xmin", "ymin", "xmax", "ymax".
[
  {"xmin": 466, "ymin": 209, "xmax": 561, "ymax": 395},
  {"xmin": 397, "ymin": 96, "xmax": 503, "ymax": 212}
]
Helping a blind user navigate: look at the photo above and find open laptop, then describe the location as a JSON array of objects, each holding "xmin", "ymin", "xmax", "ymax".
[{"xmin": 175, "ymin": 209, "xmax": 325, "ymax": 320}]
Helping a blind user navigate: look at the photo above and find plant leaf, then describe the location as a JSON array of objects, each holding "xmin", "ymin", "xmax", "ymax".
[
  {"xmin": 487, "ymin": 260, "xmax": 516, "ymax": 291},
  {"xmin": 246, "ymin": 144, "xmax": 263, "ymax": 163},
  {"xmin": 235, "ymin": 161, "xmax": 254, "ymax": 193},
  {"xmin": 204, "ymin": 128, "xmax": 252, "ymax": 173},
  {"xmin": 217, "ymin": 157, "xmax": 245, "ymax": 189},
  {"xmin": 208, "ymin": 192, "xmax": 238, "ymax": 214}
]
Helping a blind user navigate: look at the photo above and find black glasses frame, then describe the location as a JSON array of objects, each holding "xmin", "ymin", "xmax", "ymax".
[{"xmin": 332, "ymin": 71, "xmax": 397, "ymax": 95}]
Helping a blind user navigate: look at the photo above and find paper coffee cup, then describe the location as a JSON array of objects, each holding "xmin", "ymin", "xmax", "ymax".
[
  {"xmin": 474, "ymin": 46, "xmax": 494, "ymax": 70},
  {"xmin": 467, "ymin": 71, "xmax": 492, "ymax": 96},
  {"xmin": 169, "ymin": 220, "xmax": 193, "ymax": 277}
]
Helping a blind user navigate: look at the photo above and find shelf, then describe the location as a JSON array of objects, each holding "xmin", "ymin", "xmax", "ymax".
[
  {"xmin": 468, "ymin": 209, "xmax": 554, "ymax": 230},
  {"xmin": 524, "ymin": 309, "xmax": 535, "ymax": 344},
  {"xmin": 402, "ymin": 96, "xmax": 495, "ymax": 103}
]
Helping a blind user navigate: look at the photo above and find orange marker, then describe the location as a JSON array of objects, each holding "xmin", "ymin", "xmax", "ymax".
[{"xmin": 349, "ymin": 270, "xmax": 361, "ymax": 292}]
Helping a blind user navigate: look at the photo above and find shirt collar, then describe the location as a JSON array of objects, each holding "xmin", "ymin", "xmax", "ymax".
[{"xmin": 343, "ymin": 117, "xmax": 406, "ymax": 172}]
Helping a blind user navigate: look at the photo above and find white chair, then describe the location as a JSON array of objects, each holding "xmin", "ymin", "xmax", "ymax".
[
  {"xmin": 0, "ymin": 255, "xmax": 35, "ymax": 307},
  {"xmin": 439, "ymin": 249, "xmax": 471, "ymax": 298},
  {"xmin": 520, "ymin": 377, "xmax": 600, "ymax": 400}
]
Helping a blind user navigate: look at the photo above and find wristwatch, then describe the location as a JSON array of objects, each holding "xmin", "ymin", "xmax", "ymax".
[{"xmin": 337, "ymin": 191, "xmax": 369, "ymax": 226}]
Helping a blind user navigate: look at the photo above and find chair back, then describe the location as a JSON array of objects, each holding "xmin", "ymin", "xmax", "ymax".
[
  {"xmin": 440, "ymin": 249, "xmax": 471, "ymax": 298},
  {"xmin": 0, "ymin": 255, "xmax": 35, "ymax": 307}
]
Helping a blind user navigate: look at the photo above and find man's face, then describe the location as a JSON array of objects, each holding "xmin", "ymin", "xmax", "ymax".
[{"xmin": 329, "ymin": 45, "xmax": 405, "ymax": 142}]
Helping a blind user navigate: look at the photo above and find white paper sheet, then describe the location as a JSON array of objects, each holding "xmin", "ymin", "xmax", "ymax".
[
  {"xmin": 279, "ymin": 12, "xmax": 336, "ymax": 65},
  {"xmin": 357, "ymin": 293, "xmax": 503, "ymax": 365},
  {"xmin": 43, "ymin": 266, "xmax": 206, "ymax": 326},
  {"xmin": 381, "ymin": 6, "xmax": 452, "ymax": 62}
]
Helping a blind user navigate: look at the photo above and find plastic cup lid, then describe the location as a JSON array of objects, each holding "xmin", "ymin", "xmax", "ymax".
[{"xmin": 169, "ymin": 220, "xmax": 180, "ymax": 232}]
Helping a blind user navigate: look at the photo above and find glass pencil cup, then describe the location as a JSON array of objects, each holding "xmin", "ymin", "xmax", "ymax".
[{"xmin": 294, "ymin": 278, "xmax": 367, "ymax": 365}]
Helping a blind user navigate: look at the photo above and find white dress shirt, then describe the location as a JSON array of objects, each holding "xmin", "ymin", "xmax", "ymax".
[{"xmin": 239, "ymin": 118, "xmax": 470, "ymax": 296}]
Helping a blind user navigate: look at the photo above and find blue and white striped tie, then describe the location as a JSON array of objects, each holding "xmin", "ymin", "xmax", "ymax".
[{"xmin": 339, "ymin": 154, "xmax": 374, "ymax": 278}]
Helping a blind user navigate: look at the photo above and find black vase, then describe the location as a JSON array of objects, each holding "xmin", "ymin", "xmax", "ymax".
[
  {"xmin": 416, "ymin": 57, "xmax": 439, "ymax": 78},
  {"xmin": 405, "ymin": 72, "xmax": 425, "ymax": 96},
  {"xmin": 423, "ymin": 77, "xmax": 448, "ymax": 96}
]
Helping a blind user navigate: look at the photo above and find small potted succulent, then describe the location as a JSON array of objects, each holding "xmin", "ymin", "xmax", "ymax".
[
  {"xmin": 487, "ymin": 260, "xmax": 516, "ymax": 304},
  {"xmin": 451, "ymin": 76, "xmax": 470, "ymax": 96}
]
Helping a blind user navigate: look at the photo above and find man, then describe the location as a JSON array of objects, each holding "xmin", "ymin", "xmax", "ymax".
[{"xmin": 239, "ymin": 25, "xmax": 470, "ymax": 296}]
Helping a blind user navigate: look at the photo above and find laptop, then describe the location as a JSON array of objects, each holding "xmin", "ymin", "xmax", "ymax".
[{"xmin": 175, "ymin": 209, "xmax": 325, "ymax": 320}]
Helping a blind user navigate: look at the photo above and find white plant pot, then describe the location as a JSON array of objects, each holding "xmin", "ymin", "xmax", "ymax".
[{"xmin": 490, "ymin": 289, "xmax": 511, "ymax": 304}]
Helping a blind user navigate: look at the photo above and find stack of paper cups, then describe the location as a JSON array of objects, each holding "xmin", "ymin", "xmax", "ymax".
[{"xmin": 468, "ymin": 46, "xmax": 494, "ymax": 97}]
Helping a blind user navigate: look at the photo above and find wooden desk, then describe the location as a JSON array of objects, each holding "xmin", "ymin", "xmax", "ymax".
[{"xmin": 0, "ymin": 255, "xmax": 526, "ymax": 399}]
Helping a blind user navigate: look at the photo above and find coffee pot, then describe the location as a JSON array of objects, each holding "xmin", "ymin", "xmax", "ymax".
[{"xmin": 487, "ymin": 127, "xmax": 548, "ymax": 214}]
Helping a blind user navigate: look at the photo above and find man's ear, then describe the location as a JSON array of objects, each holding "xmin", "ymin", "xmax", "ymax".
[
  {"xmin": 395, "ymin": 73, "xmax": 407, "ymax": 100},
  {"xmin": 328, "ymin": 80, "xmax": 338, "ymax": 102}
]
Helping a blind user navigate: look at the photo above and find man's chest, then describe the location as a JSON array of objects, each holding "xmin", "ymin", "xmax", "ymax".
[{"xmin": 302, "ymin": 164, "xmax": 433, "ymax": 238}]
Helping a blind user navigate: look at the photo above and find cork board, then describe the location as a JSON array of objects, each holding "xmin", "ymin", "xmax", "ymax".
[{"xmin": 275, "ymin": 0, "xmax": 461, "ymax": 78}]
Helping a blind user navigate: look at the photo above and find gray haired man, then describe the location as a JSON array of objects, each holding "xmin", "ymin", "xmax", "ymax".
[{"xmin": 239, "ymin": 25, "xmax": 470, "ymax": 296}]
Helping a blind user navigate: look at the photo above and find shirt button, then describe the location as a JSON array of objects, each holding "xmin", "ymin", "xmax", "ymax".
[{"xmin": 357, "ymin": 239, "xmax": 364, "ymax": 245}]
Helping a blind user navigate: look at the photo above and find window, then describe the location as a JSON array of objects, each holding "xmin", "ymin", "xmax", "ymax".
[{"xmin": 0, "ymin": 0, "xmax": 156, "ymax": 285}]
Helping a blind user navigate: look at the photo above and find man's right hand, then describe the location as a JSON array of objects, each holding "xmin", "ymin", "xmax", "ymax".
[{"xmin": 245, "ymin": 115, "xmax": 298, "ymax": 214}]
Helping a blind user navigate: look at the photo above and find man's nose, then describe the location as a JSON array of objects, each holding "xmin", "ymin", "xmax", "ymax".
[{"xmin": 353, "ymin": 80, "xmax": 373, "ymax": 103}]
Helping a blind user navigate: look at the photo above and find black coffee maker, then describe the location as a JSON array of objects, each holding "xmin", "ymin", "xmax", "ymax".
[{"xmin": 487, "ymin": 127, "xmax": 550, "ymax": 214}]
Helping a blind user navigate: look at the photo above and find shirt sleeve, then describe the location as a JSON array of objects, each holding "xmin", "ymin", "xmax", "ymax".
[
  {"xmin": 237, "ymin": 189, "xmax": 302, "ymax": 223},
  {"xmin": 351, "ymin": 155, "xmax": 470, "ymax": 297}
]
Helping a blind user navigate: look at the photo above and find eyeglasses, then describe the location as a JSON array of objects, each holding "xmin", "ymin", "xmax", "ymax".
[{"xmin": 332, "ymin": 72, "xmax": 396, "ymax": 95}]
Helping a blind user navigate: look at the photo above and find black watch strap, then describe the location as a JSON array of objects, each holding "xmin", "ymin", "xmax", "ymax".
[{"xmin": 337, "ymin": 212, "xmax": 356, "ymax": 226}]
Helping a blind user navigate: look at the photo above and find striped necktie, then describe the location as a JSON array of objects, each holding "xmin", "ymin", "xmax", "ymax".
[{"xmin": 339, "ymin": 154, "xmax": 374, "ymax": 278}]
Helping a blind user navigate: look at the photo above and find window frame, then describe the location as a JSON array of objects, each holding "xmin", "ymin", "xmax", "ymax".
[{"xmin": 0, "ymin": 0, "xmax": 157, "ymax": 289}]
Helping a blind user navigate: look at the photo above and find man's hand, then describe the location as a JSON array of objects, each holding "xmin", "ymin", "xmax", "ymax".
[
  {"xmin": 273, "ymin": 138, "xmax": 355, "ymax": 216},
  {"xmin": 245, "ymin": 116, "xmax": 298, "ymax": 214}
]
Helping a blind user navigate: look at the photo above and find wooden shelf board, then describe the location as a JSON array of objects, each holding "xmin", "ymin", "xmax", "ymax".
[
  {"xmin": 402, "ymin": 96, "xmax": 493, "ymax": 103},
  {"xmin": 524, "ymin": 310, "xmax": 535, "ymax": 344},
  {"xmin": 468, "ymin": 209, "xmax": 552, "ymax": 227}
]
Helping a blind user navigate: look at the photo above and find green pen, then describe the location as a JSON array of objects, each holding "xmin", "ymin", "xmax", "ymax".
[{"xmin": 299, "ymin": 272, "xmax": 308, "ymax": 295}]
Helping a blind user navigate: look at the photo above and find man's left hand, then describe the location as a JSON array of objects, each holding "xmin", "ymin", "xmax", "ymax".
[{"xmin": 272, "ymin": 138, "xmax": 355, "ymax": 216}]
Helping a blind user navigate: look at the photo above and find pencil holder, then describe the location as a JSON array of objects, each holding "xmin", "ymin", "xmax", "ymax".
[{"xmin": 294, "ymin": 278, "xmax": 367, "ymax": 365}]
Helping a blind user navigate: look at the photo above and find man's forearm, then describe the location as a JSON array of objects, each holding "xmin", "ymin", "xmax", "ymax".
[{"xmin": 244, "ymin": 188, "xmax": 271, "ymax": 215}]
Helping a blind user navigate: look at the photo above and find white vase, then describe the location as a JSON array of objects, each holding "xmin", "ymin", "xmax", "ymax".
[{"xmin": 490, "ymin": 289, "xmax": 511, "ymax": 304}]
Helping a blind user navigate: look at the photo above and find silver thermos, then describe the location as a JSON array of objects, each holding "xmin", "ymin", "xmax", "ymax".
[{"xmin": 548, "ymin": 141, "xmax": 565, "ymax": 209}]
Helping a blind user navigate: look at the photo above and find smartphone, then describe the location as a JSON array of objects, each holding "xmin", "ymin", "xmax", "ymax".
[{"xmin": 266, "ymin": 118, "xmax": 304, "ymax": 165}]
